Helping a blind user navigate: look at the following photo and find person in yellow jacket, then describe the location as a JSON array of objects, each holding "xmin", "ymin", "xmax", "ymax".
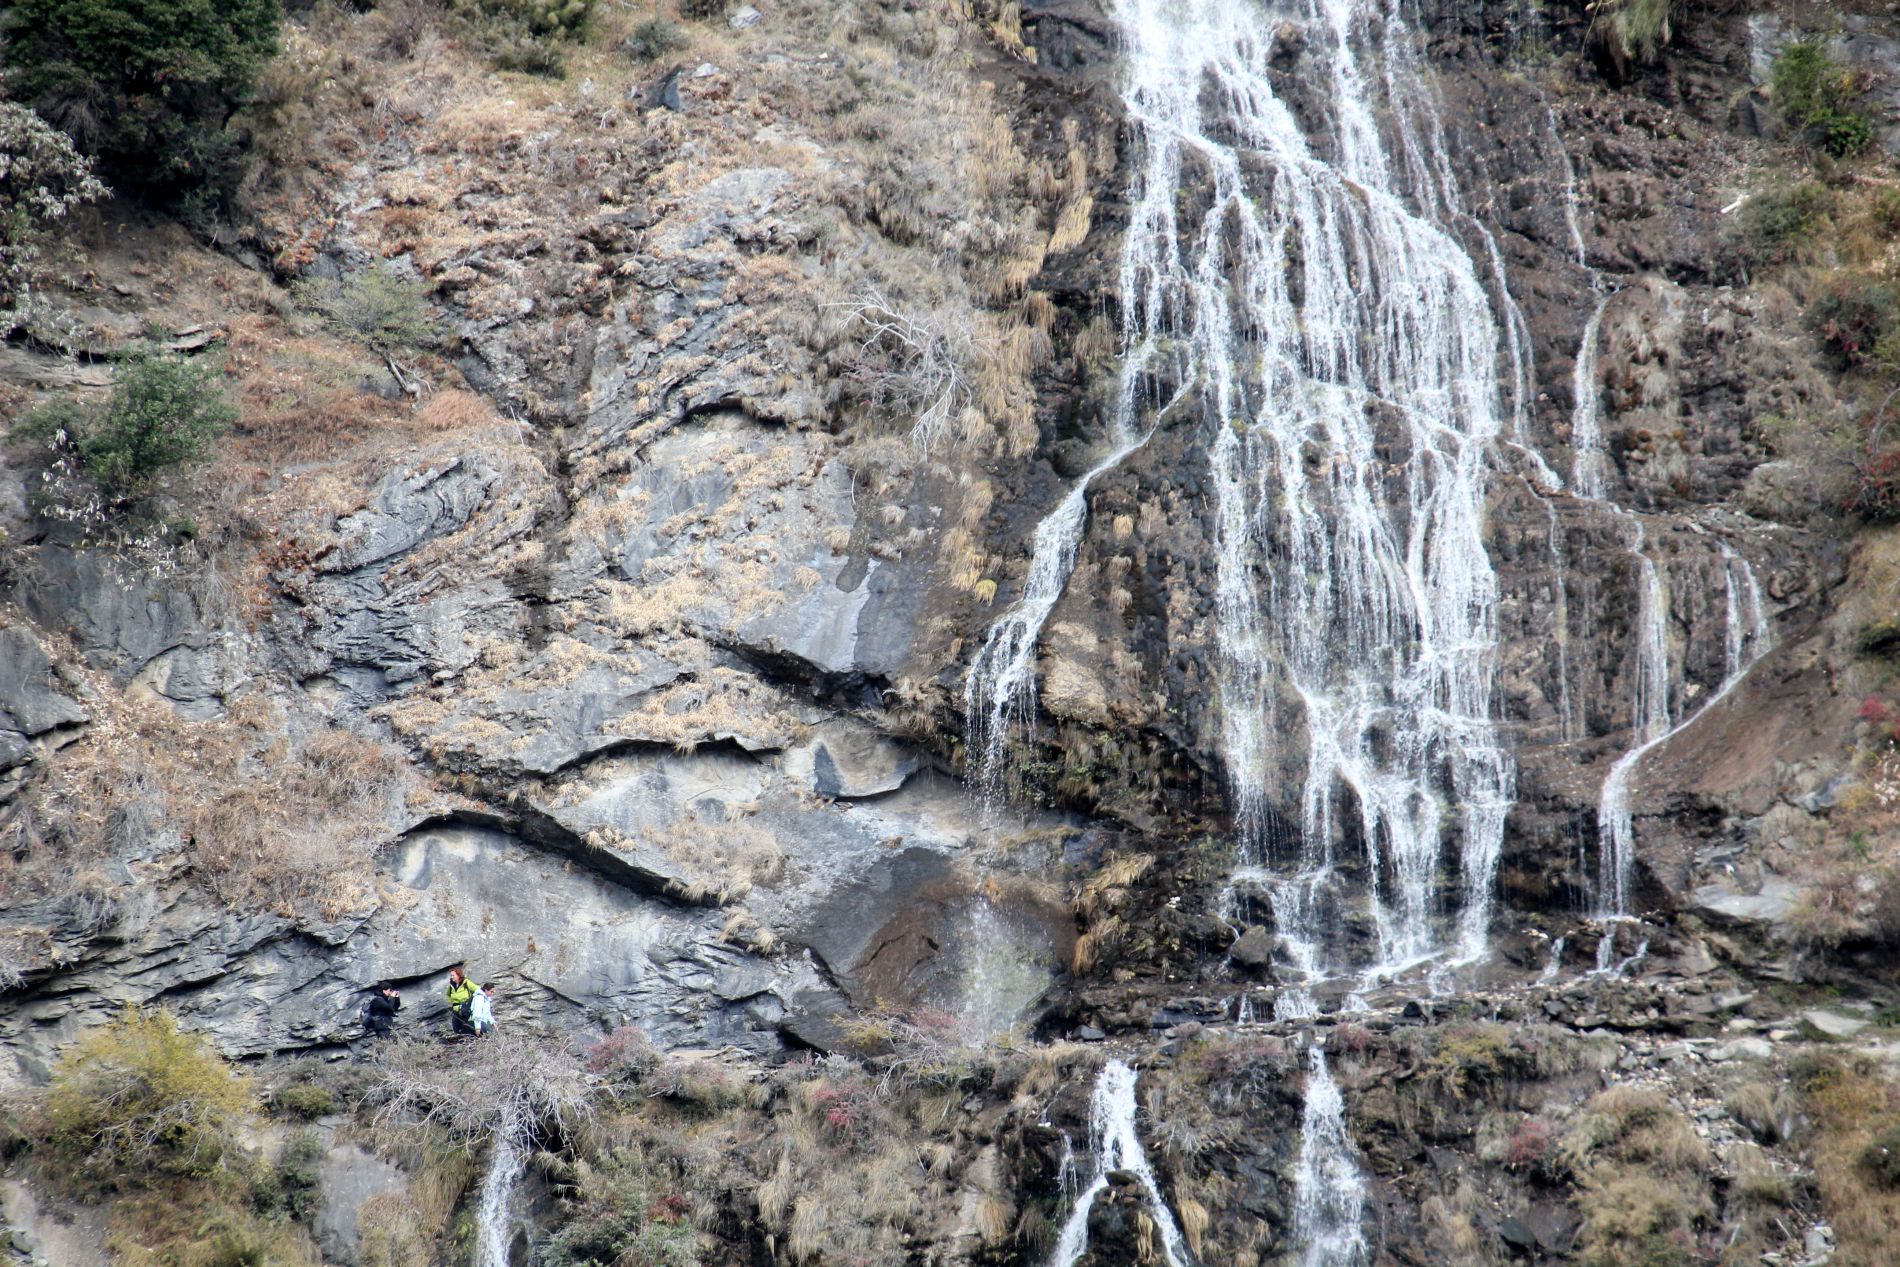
[{"xmin": 444, "ymin": 966, "xmax": 479, "ymax": 1037}]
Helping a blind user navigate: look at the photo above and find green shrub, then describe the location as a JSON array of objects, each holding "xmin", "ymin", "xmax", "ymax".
[
  {"xmin": 275, "ymin": 1130, "xmax": 326, "ymax": 1222},
  {"xmin": 275, "ymin": 1082, "xmax": 338, "ymax": 1122},
  {"xmin": 624, "ymin": 18, "xmax": 687, "ymax": 62},
  {"xmin": 1873, "ymin": 189, "xmax": 1900, "ymax": 237},
  {"xmin": 290, "ymin": 271, "xmax": 438, "ymax": 357},
  {"xmin": 16, "ymin": 350, "xmax": 235, "ymax": 500},
  {"xmin": 1810, "ymin": 277, "xmax": 1898, "ymax": 370},
  {"xmin": 43, "ymin": 1007, "xmax": 255, "ymax": 1189},
  {"xmin": 0, "ymin": 103, "xmax": 108, "ymax": 312},
  {"xmin": 678, "ymin": 0, "xmax": 727, "ymax": 21},
  {"xmin": 1773, "ymin": 42, "xmax": 1875, "ymax": 158},
  {"xmin": 1862, "ymin": 1123, "xmax": 1900, "ymax": 1189},
  {"xmin": 0, "ymin": 0, "xmax": 281, "ymax": 206},
  {"xmin": 1732, "ymin": 182, "xmax": 1831, "ymax": 264},
  {"xmin": 452, "ymin": 0, "xmax": 594, "ymax": 76}
]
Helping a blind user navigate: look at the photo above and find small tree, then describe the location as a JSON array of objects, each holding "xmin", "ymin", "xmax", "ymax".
[
  {"xmin": 43, "ymin": 1007, "xmax": 254, "ymax": 1188},
  {"xmin": 17, "ymin": 350, "xmax": 235, "ymax": 500},
  {"xmin": 1, "ymin": 0, "xmax": 281, "ymax": 205},
  {"xmin": 0, "ymin": 103, "xmax": 107, "ymax": 315}
]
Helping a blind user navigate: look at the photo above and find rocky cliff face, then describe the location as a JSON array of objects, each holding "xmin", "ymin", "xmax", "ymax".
[{"xmin": 4, "ymin": 0, "xmax": 1900, "ymax": 1265}]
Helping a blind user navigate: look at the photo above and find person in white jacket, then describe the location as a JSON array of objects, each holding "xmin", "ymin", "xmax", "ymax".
[{"xmin": 469, "ymin": 983, "xmax": 497, "ymax": 1037}]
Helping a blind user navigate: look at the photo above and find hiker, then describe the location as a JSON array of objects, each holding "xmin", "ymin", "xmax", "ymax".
[
  {"xmin": 362, "ymin": 983, "xmax": 402, "ymax": 1040},
  {"xmin": 444, "ymin": 966, "xmax": 479, "ymax": 1037},
  {"xmin": 469, "ymin": 982, "xmax": 497, "ymax": 1037}
]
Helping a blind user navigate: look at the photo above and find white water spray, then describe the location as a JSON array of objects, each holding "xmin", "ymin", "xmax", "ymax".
[
  {"xmin": 476, "ymin": 1132, "xmax": 525, "ymax": 1267},
  {"xmin": 1594, "ymin": 538, "xmax": 1774, "ymax": 938},
  {"xmin": 1292, "ymin": 1047, "xmax": 1368, "ymax": 1267},
  {"xmin": 1570, "ymin": 294, "xmax": 1613, "ymax": 500},
  {"xmin": 1049, "ymin": 1060, "xmax": 1190, "ymax": 1267},
  {"xmin": 1096, "ymin": 0, "xmax": 1517, "ymax": 995}
]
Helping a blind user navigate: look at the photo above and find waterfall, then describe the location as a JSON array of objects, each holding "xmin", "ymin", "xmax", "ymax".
[
  {"xmin": 1593, "ymin": 518, "xmax": 1671, "ymax": 923},
  {"xmin": 1569, "ymin": 294, "xmax": 1613, "ymax": 500},
  {"xmin": 1291, "ymin": 1047, "xmax": 1368, "ymax": 1267},
  {"xmin": 1106, "ymin": 0, "xmax": 1515, "ymax": 986},
  {"xmin": 1544, "ymin": 500, "xmax": 1576, "ymax": 742},
  {"xmin": 1593, "ymin": 541, "xmax": 1774, "ymax": 933},
  {"xmin": 1049, "ymin": 1060, "xmax": 1190, "ymax": 1267},
  {"xmin": 963, "ymin": 398, "xmax": 1163, "ymax": 804},
  {"xmin": 476, "ymin": 1131, "xmax": 526, "ymax": 1267},
  {"xmin": 1544, "ymin": 102, "xmax": 1589, "ymax": 269}
]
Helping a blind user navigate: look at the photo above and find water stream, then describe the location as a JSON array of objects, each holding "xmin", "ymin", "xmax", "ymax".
[
  {"xmin": 476, "ymin": 1131, "xmax": 525, "ymax": 1267},
  {"xmin": 1293, "ymin": 1047, "xmax": 1369, "ymax": 1267},
  {"xmin": 1049, "ymin": 1060, "xmax": 1191, "ymax": 1267}
]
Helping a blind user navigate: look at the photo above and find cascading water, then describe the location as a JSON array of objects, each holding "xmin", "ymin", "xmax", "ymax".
[
  {"xmin": 1292, "ymin": 1047, "xmax": 1369, "ymax": 1267},
  {"xmin": 1115, "ymin": 0, "xmax": 1517, "ymax": 989},
  {"xmin": 1594, "ymin": 519, "xmax": 1672, "ymax": 927},
  {"xmin": 1049, "ymin": 1060, "xmax": 1190, "ymax": 1267},
  {"xmin": 1569, "ymin": 295, "xmax": 1614, "ymax": 500},
  {"xmin": 476, "ymin": 1131, "xmax": 526, "ymax": 1267},
  {"xmin": 1592, "ymin": 536, "xmax": 1774, "ymax": 959}
]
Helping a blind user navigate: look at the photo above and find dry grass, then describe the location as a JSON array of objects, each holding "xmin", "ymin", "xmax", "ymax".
[
  {"xmin": 10, "ymin": 692, "xmax": 418, "ymax": 917},
  {"xmin": 1797, "ymin": 1055, "xmax": 1900, "ymax": 1266}
]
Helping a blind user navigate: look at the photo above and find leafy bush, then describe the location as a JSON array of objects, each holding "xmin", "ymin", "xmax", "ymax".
[
  {"xmin": 0, "ymin": 102, "xmax": 107, "ymax": 312},
  {"xmin": 1874, "ymin": 189, "xmax": 1900, "ymax": 237},
  {"xmin": 0, "ymin": 0, "xmax": 281, "ymax": 205},
  {"xmin": 43, "ymin": 1007, "xmax": 254, "ymax": 1189},
  {"xmin": 16, "ymin": 350, "xmax": 234, "ymax": 500},
  {"xmin": 291, "ymin": 271, "xmax": 438, "ymax": 357},
  {"xmin": 1810, "ymin": 277, "xmax": 1898, "ymax": 370},
  {"xmin": 624, "ymin": 18, "xmax": 687, "ymax": 62},
  {"xmin": 678, "ymin": 0, "xmax": 727, "ymax": 21},
  {"xmin": 1773, "ymin": 42, "xmax": 1875, "ymax": 158},
  {"xmin": 275, "ymin": 1130, "xmax": 326, "ymax": 1222}
]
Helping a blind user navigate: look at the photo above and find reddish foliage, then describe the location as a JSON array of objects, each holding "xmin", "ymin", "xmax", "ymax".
[
  {"xmin": 1505, "ymin": 1116, "xmax": 1556, "ymax": 1169},
  {"xmin": 1860, "ymin": 696, "xmax": 1890, "ymax": 726}
]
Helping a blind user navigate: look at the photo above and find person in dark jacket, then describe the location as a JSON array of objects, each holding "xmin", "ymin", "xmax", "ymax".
[{"xmin": 363, "ymin": 983, "xmax": 402, "ymax": 1039}]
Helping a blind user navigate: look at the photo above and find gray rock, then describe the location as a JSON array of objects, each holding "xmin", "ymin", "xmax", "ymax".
[
  {"xmin": 1229, "ymin": 926, "xmax": 1277, "ymax": 969},
  {"xmin": 1800, "ymin": 1009, "xmax": 1868, "ymax": 1040},
  {"xmin": 314, "ymin": 1139, "xmax": 407, "ymax": 1263},
  {"xmin": 1690, "ymin": 877, "xmax": 1800, "ymax": 928},
  {"xmin": 783, "ymin": 720, "xmax": 920, "ymax": 798},
  {"xmin": 12, "ymin": 546, "xmax": 210, "ymax": 681},
  {"xmin": 1708, "ymin": 1037, "xmax": 1775, "ymax": 1063},
  {"xmin": 728, "ymin": 5, "xmax": 761, "ymax": 28}
]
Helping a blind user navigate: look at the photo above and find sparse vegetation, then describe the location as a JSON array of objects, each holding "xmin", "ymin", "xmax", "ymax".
[
  {"xmin": 452, "ymin": 0, "xmax": 596, "ymax": 75},
  {"xmin": 1589, "ymin": 0, "xmax": 1673, "ymax": 78},
  {"xmin": 1730, "ymin": 182, "xmax": 1831, "ymax": 266},
  {"xmin": 1797, "ymin": 1055, "xmax": 1900, "ymax": 1266},
  {"xmin": 624, "ymin": 17, "xmax": 687, "ymax": 62},
  {"xmin": 291, "ymin": 270, "xmax": 439, "ymax": 359},
  {"xmin": 541, "ymin": 1144, "xmax": 702, "ymax": 1267},
  {"xmin": 1565, "ymin": 1088, "xmax": 1712, "ymax": 1267},
  {"xmin": 1810, "ymin": 277, "xmax": 1897, "ymax": 371}
]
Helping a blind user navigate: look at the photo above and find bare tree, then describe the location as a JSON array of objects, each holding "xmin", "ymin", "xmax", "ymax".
[{"xmin": 829, "ymin": 289, "xmax": 975, "ymax": 452}]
